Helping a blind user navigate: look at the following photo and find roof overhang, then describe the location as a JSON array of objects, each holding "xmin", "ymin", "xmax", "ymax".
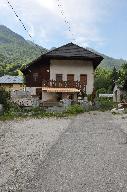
[{"xmin": 21, "ymin": 42, "xmax": 104, "ymax": 73}]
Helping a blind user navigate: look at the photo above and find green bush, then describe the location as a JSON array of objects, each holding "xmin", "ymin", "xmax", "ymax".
[
  {"xmin": 96, "ymin": 88, "xmax": 107, "ymax": 97},
  {"xmin": 87, "ymin": 92, "xmax": 96, "ymax": 103},
  {"xmin": 96, "ymin": 98, "xmax": 114, "ymax": 111},
  {"xmin": 0, "ymin": 88, "xmax": 10, "ymax": 109},
  {"xmin": 0, "ymin": 103, "xmax": 85, "ymax": 121},
  {"xmin": 66, "ymin": 104, "xmax": 84, "ymax": 114},
  {"xmin": 87, "ymin": 94, "xmax": 92, "ymax": 102}
]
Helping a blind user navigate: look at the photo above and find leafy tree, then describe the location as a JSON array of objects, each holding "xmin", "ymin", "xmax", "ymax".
[
  {"xmin": 110, "ymin": 66, "xmax": 118, "ymax": 90},
  {"xmin": 117, "ymin": 63, "xmax": 127, "ymax": 91},
  {"xmin": 94, "ymin": 68, "xmax": 112, "ymax": 93}
]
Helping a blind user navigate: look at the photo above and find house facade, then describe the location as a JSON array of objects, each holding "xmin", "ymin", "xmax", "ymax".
[{"xmin": 22, "ymin": 43, "xmax": 103, "ymax": 102}]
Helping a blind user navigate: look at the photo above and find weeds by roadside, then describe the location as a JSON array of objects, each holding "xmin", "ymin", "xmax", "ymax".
[
  {"xmin": 0, "ymin": 92, "xmax": 119, "ymax": 121},
  {"xmin": 95, "ymin": 98, "xmax": 115, "ymax": 111},
  {"xmin": 0, "ymin": 104, "xmax": 85, "ymax": 121}
]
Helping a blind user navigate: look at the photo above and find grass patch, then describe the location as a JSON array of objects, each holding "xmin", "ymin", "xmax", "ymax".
[
  {"xmin": 0, "ymin": 111, "xmax": 67, "ymax": 121},
  {"xmin": 65, "ymin": 104, "xmax": 84, "ymax": 114},
  {"xmin": 0, "ymin": 99, "xmax": 118, "ymax": 121}
]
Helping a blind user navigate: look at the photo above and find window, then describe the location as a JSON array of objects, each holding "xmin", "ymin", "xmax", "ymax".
[
  {"xmin": 80, "ymin": 74, "xmax": 87, "ymax": 85},
  {"xmin": 67, "ymin": 74, "xmax": 74, "ymax": 82},
  {"xmin": 56, "ymin": 74, "xmax": 63, "ymax": 81},
  {"xmin": 33, "ymin": 73, "xmax": 38, "ymax": 81}
]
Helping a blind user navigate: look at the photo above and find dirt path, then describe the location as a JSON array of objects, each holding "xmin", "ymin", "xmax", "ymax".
[{"xmin": 1, "ymin": 112, "xmax": 127, "ymax": 191}]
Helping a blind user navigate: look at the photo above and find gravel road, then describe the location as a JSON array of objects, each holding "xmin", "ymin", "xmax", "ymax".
[
  {"xmin": 0, "ymin": 117, "xmax": 71, "ymax": 192},
  {"xmin": 1, "ymin": 112, "xmax": 127, "ymax": 191}
]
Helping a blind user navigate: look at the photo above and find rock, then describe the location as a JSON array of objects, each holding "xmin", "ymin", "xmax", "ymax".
[
  {"xmin": 111, "ymin": 108, "xmax": 124, "ymax": 114},
  {"xmin": 81, "ymin": 101, "xmax": 92, "ymax": 111}
]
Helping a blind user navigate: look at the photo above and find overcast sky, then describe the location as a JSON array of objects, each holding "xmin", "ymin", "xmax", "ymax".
[{"xmin": 0, "ymin": 0, "xmax": 127, "ymax": 59}]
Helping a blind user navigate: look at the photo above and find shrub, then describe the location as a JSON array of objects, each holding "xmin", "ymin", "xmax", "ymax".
[
  {"xmin": 0, "ymin": 88, "xmax": 10, "ymax": 109},
  {"xmin": 87, "ymin": 92, "xmax": 96, "ymax": 103},
  {"xmin": 66, "ymin": 104, "xmax": 84, "ymax": 114},
  {"xmin": 96, "ymin": 88, "xmax": 107, "ymax": 97},
  {"xmin": 87, "ymin": 94, "xmax": 92, "ymax": 102},
  {"xmin": 96, "ymin": 98, "xmax": 114, "ymax": 111}
]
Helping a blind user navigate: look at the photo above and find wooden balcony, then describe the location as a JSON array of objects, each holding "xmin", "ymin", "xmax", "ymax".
[{"xmin": 42, "ymin": 80, "xmax": 86, "ymax": 92}]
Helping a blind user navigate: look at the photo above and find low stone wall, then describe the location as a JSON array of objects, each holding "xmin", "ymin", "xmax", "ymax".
[
  {"xmin": 11, "ymin": 90, "xmax": 31, "ymax": 98},
  {"xmin": 11, "ymin": 90, "xmax": 40, "ymax": 107},
  {"xmin": 12, "ymin": 98, "xmax": 40, "ymax": 107}
]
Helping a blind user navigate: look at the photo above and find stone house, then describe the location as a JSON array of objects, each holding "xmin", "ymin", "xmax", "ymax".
[{"xmin": 22, "ymin": 43, "xmax": 103, "ymax": 102}]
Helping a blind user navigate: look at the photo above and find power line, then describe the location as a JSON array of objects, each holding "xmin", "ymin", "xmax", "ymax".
[
  {"xmin": 56, "ymin": 0, "xmax": 76, "ymax": 42},
  {"xmin": 6, "ymin": 0, "xmax": 43, "ymax": 54}
]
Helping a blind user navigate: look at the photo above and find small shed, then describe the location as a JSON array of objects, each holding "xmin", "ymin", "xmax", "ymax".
[{"xmin": 0, "ymin": 75, "xmax": 24, "ymax": 91}]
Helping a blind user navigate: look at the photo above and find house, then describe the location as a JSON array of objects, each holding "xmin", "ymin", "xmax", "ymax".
[
  {"xmin": 22, "ymin": 43, "xmax": 103, "ymax": 102},
  {"xmin": 0, "ymin": 75, "xmax": 24, "ymax": 91}
]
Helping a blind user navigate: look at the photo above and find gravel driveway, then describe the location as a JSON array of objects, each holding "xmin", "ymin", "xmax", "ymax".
[
  {"xmin": 0, "ymin": 117, "xmax": 71, "ymax": 191},
  {"xmin": 1, "ymin": 112, "xmax": 127, "ymax": 191}
]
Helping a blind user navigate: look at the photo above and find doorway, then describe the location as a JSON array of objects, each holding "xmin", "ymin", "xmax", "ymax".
[{"xmin": 36, "ymin": 88, "xmax": 42, "ymax": 100}]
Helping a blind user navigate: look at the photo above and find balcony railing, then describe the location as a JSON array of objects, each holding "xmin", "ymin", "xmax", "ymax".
[{"xmin": 42, "ymin": 80, "xmax": 86, "ymax": 92}]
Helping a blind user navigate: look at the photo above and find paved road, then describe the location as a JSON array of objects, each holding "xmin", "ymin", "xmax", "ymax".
[{"xmin": 24, "ymin": 112, "xmax": 127, "ymax": 192}]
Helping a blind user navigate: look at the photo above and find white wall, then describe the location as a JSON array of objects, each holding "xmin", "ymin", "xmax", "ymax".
[{"xmin": 50, "ymin": 59, "xmax": 94, "ymax": 94}]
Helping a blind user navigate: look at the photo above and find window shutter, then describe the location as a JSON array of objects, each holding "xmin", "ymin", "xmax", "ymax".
[
  {"xmin": 67, "ymin": 74, "xmax": 74, "ymax": 82},
  {"xmin": 80, "ymin": 74, "xmax": 87, "ymax": 85}
]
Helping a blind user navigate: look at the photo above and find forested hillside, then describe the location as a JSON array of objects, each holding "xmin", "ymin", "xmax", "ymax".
[
  {"xmin": 0, "ymin": 25, "xmax": 126, "ymax": 76},
  {"xmin": 0, "ymin": 25, "xmax": 47, "ymax": 76},
  {"xmin": 87, "ymin": 48, "xmax": 126, "ymax": 69}
]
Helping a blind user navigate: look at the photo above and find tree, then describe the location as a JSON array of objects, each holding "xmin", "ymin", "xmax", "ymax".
[
  {"xmin": 117, "ymin": 63, "xmax": 127, "ymax": 91},
  {"xmin": 94, "ymin": 67, "xmax": 112, "ymax": 93},
  {"xmin": 110, "ymin": 66, "xmax": 118, "ymax": 90}
]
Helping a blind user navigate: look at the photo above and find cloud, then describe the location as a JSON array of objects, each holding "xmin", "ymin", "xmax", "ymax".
[
  {"xmin": 37, "ymin": 0, "xmax": 57, "ymax": 12},
  {"xmin": 0, "ymin": 0, "xmax": 112, "ymax": 48}
]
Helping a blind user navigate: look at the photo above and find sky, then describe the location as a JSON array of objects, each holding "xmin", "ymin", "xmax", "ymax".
[{"xmin": 0, "ymin": 0, "xmax": 127, "ymax": 59}]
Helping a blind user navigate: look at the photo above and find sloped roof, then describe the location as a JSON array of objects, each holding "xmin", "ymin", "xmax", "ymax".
[
  {"xmin": 0, "ymin": 75, "xmax": 23, "ymax": 84},
  {"xmin": 22, "ymin": 43, "xmax": 103, "ymax": 72},
  {"xmin": 44, "ymin": 43, "xmax": 102, "ymax": 59}
]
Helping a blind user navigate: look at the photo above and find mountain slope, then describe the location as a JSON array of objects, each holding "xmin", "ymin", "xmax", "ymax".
[
  {"xmin": 0, "ymin": 25, "xmax": 47, "ymax": 75},
  {"xmin": 100, "ymin": 54, "xmax": 126, "ymax": 69},
  {"xmin": 86, "ymin": 47, "xmax": 126, "ymax": 69}
]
